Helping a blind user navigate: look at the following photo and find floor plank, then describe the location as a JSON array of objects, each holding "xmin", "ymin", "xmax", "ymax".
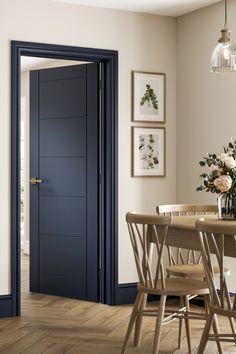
[{"xmin": 0, "ymin": 254, "xmax": 235, "ymax": 353}]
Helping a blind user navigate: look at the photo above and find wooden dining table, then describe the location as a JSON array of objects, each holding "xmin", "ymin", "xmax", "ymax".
[
  {"xmin": 149, "ymin": 214, "xmax": 236, "ymax": 352},
  {"xmin": 167, "ymin": 215, "xmax": 236, "ymax": 258}
]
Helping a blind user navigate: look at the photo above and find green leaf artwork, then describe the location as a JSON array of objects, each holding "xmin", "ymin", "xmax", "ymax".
[
  {"xmin": 139, "ymin": 134, "xmax": 159, "ymax": 169},
  {"xmin": 140, "ymin": 84, "xmax": 158, "ymax": 110}
]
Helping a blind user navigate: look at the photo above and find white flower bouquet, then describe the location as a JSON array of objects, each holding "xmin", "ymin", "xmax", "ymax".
[
  {"xmin": 197, "ymin": 139, "xmax": 236, "ymax": 219},
  {"xmin": 197, "ymin": 139, "xmax": 236, "ymax": 195}
]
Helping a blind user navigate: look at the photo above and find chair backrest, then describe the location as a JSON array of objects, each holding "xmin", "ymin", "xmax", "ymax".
[
  {"xmin": 156, "ymin": 204, "xmax": 217, "ymax": 266},
  {"xmin": 157, "ymin": 204, "xmax": 217, "ymax": 216},
  {"xmin": 126, "ymin": 212, "xmax": 171, "ymax": 291},
  {"xmin": 196, "ymin": 218, "xmax": 236, "ymax": 313}
]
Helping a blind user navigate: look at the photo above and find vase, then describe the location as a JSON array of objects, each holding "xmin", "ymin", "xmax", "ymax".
[{"xmin": 217, "ymin": 193, "xmax": 236, "ymax": 220}]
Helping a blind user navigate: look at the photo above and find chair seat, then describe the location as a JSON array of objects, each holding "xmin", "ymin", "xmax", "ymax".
[
  {"xmin": 166, "ymin": 263, "xmax": 230, "ymax": 278},
  {"xmin": 138, "ymin": 277, "xmax": 209, "ymax": 296}
]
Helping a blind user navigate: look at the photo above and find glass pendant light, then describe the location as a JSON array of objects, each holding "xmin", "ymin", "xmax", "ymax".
[{"xmin": 210, "ymin": 0, "xmax": 236, "ymax": 72}]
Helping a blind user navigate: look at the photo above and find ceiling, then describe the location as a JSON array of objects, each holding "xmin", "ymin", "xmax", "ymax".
[
  {"xmin": 50, "ymin": 0, "xmax": 221, "ymax": 17},
  {"xmin": 21, "ymin": 57, "xmax": 55, "ymax": 72},
  {"xmin": 21, "ymin": 56, "xmax": 82, "ymax": 72}
]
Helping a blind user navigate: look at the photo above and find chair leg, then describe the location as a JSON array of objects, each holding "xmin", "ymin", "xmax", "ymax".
[
  {"xmin": 203, "ymin": 294, "xmax": 222, "ymax": 352},
  {"xmin": 152, "ymin": 295, "xmax": 167, "ymax": 354},
  {"xmin": 233, "ymin": 294, "xmax": 236, "ymax": 312},
  {"xmin": 184, "ymin": 295, "xmax": 192, "ymax": 354},
  {"xmin": 197, "ymin": 310, "xmax": 214, "ymax": 354},
  {"xmin": 178, "ymin": 296, "xmax": 184, "ymax": 349},
  {"xmin": 212, "ymin": 314, "xmax": 224, "ymax": 354},
  {"xmin": 224, "ymin": 284, "xmax": 236, "ymax": 345},
  {"xmin": 228, "ymin": 316, "xmax": 236, "ymax": 345},
  {"xmin": 121, "ymin": 291, "xmax": 143, "ymax": 354},
  {"xmin": 231, "ymin": 294, "xmax": 236, "ymax": 345},
  {"xmin": 204, "ymin": 295, "xmax": 209, "ymax": 316},
  {"xmin": 134, "ymin": 293, "xmax": 147, "ymax": 347},
  {"xmin": 226, "ymin": 293, "xmax": 236, "ymax": 345}
]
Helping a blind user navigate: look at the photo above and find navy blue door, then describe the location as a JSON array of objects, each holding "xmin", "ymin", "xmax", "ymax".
[{"xmin": 30, "ymin": 63, "xmax": 99, "ymax": 301}]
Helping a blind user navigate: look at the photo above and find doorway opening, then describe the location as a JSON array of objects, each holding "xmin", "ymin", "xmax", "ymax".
[
  {"xmin": 12, "ymin": 41, "xmax": 118, "ymax": 316},
  {"xmin": 21, "ymin": 57, "xmax": 97, "ymax": 304}
]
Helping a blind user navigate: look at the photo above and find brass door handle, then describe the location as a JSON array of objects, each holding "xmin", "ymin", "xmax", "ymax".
[{"xmin": 30, "ymin": 177, "xmax": 43, "ymax": 185}]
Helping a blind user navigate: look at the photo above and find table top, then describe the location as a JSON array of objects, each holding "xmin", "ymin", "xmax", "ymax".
[
  {"xmin": 170, "ymin": 215, "xmax": 209, "ymax": 230},
  {"xmin": 171, "ymin": 215, "xmax": 236, "ymax": 231},
  {"xmin": 165, "ymin": 215, "xmax": 236, "ymax": 257}
]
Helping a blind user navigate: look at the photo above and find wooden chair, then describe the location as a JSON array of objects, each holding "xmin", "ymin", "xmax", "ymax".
[
  {"xmin": 196, "ymin": 218, "xmax": 236, "ymax": 354},
  {"xmin": 156, "ymin": 204, "xmax": 220, "ymax": 279},
  {"xmin": 121, "ymin": 212, "xmax": 209, "ymax": 354},
  {"xmin": 156, "ymin": 204, "xmax": 231, "ymax": 350}
]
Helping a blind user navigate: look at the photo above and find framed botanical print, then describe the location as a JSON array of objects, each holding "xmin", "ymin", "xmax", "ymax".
[
  {"xmin": 132, "ymin": 127, "xmax": 165, "ymax": 177},
  {"xmin": 132, "ymin": 71, "xmax": 165, "ymax": 123}
]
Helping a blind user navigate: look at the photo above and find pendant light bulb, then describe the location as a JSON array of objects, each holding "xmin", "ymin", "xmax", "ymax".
[{"xmin": 210, "ymin": 0, "xmax": 236, "ymax": 72}]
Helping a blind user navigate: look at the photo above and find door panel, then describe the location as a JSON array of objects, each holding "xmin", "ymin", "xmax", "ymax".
[
  {"xmin": 30, "ymin": 63, "xmax": 99, "ymax": 301},
  {"xmin": 40, "ymin": 118, "xmax": 86, "ymax": 157},
  {"xmin": 40, "ymin": 78, "xmax": 86, "ymax": 118},
  {"xmin": 40, "ymin": 235, "xmax": 86, "ymax": 276},
  {"xmin": 39, "ymin": 64, "xmax": 86, "ymax": 81},
  {"xmin": 40, "ymin": 157, "xmax": 86, "ymax": 196},
  {"xmin": 40, "ymin": 196, "xmax": 86, "ymax": 236},
  {"xmin": 39, "ymin": 274, "xmax": 86, "ymax": 299}
]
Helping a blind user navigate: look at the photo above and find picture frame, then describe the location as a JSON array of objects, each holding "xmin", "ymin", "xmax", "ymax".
[
  {"xmin": 132, "ymin": 127, "xmax": 165, "ymax": 177},
  {"xmin": 132, "ymin": 71, "xmax": 166, "ymax": 123}
]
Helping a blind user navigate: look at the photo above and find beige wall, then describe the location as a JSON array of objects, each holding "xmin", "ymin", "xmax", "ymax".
[
  {"xmin": 177, "ymin": 0, "xmax": 236, "ymax": 205},
  {"xmin": 0, "ymin": 0, "xmax": 176, "ymax": 294},
  {"xmin": 177, "ymin": 0, "xmax": 236, "ymax": 291}
]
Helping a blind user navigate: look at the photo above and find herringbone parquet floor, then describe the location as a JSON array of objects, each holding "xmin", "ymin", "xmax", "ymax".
[{"xmin": 0, "ymin": 254, "xmax": 235, "ymax": 353}]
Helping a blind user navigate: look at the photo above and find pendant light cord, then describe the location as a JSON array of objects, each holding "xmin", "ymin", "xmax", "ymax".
[{"xmin": 225, "ymin": 0, "xmax": 227, "ymax": 27}]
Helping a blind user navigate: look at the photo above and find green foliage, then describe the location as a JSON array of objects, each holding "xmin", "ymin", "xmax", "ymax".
[
  {"xmin": 139, "ymin": 134, "xmax": 159, "ymax": 170},
  {"xmin": 140, "ymin": 84, "xmax": 158, "ymax": 110},
  {"xmin": 197, "ymin": 139, "xmax": 236, "ymax": 195}
]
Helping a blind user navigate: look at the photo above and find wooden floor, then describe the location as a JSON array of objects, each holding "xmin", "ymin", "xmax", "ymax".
[{"xmin": 0, "ymin": 254, "xmax": 235, "ymax": 353}]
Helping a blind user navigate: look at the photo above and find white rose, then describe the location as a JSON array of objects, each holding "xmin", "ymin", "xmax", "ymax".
[
  {"xmin": 218, "ymin": 153, "xmax": 229, "ymax": 162},
  {"xmin": 214, "ymin": 175, "xmax": 232, "ymax": 192},
  {"xmin": 224, "ymin": 156, "xmax": 236, "ymax": 169}
]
